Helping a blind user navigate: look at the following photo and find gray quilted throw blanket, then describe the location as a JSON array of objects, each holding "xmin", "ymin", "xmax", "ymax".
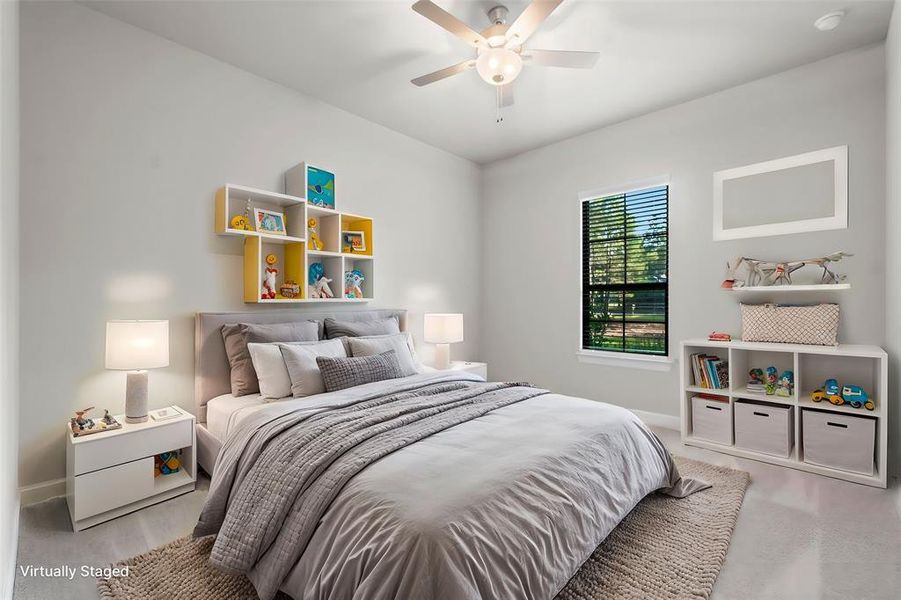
[{"xmin": 194, "ymin": 380, "xmax": 547, "ymax": 600}]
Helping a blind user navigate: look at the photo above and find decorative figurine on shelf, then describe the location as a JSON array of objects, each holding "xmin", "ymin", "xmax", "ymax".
[
  {"xmin": 230, "ymin": 214, "xmax": 251, "ymax": 231},
  {"xmin": 72, "ymin": 406, "xmax": 95, "ymax": 431},
  {"xmin": 776, "ymin": 370, "xmax": 794, "ymax": 397},
  {"xmin": 764, "ymin": 366, "xmax": 778, "ymax": 395},
  {"xmin": 811, "ymin": 379, "xmax": 875, "ymax": 410},
  {"xmin": 747, "ymin": 368, "xmax": 765, "ymax": 393},
  {"xmin": 262, "ymin": 254, "xmax": 278, "ymax": 300},
  {"xmin": 280, "ymin": 280, "xmax": 301, "ymax": 299},
  {"xmin": 708, "ymin": 331, "xmax": 732, "ymax": 342},
  {"xmin": 344, "ymin": 269, "xmax": 365, "ymax": 299},
  {"xmin": 308, "ymin": 263, "xmax": 334, "ymax": 299},
  {"xmin": 308, "ymin": 218, "xmax": 324, "ymax": 251},
  {"xmin": 722, "ymin": 252, "xmax": 852, "ymax": 288}
]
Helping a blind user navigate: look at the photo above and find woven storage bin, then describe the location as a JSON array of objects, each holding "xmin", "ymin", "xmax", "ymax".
[{"xmin": 740, "ymin": 303, "xmax": 839, "ymax": 346}]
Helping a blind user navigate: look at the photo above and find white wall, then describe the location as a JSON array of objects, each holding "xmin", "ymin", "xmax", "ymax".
[
  {"xmin": 886, "ymin": 1, "xmax": 900, "ymax": 474},
  {"xmin": 19, "ymin": 2, "xmax": 482, "ymax": 488},
  {"xmin": 481, "ymin": 46, "xmax": 886, "ymax": 418},
  {"xmin": 0, "ymin": 0, "xmax": 19, "ymax": 594}
]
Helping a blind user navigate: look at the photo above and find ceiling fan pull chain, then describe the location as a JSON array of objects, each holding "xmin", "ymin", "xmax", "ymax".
[{"xmin": 496, "ymin": 87, "xmax": 504, "ymax": 124}]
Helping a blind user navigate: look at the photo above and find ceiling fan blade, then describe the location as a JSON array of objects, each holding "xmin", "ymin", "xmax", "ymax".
[
  {"xmin": 504, "ymin": 0, "xmax": 564, "ymax": 46},
  {"xmin": 412, "ymin": 0, "xmax": 487, "ymax": 48},
  {"xmin": 524, "ymin": 49, "xmax": 599, "ymax": 69},
  {"xmin": 411, "ymin": 60, "xmax": 475, "ymax": 86},
  {"xmin": 498, "ymin": 83, "xmax": 514, "ymax": 107}
]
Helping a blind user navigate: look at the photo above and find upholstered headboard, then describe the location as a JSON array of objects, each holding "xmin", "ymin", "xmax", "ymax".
[{"xmin": 194, "ymin": 309, "xmax": 407, "ymax": 422}]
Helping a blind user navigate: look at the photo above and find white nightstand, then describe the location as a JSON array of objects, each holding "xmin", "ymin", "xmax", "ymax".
[
  {"xmin": 66, "ymin": 407, "xmax": 196, "ymax": 531},
  {"xmin": 447, "ymin": 361, "xmax": 488, "ymax": 379}
]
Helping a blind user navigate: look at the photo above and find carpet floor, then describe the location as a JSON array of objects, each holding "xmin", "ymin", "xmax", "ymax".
[{"xmin": 97, "ymin": 456, "xmax": 749, "ymax": 600}]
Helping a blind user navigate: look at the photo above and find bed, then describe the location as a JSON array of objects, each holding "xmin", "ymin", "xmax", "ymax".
[{"xmin": 192, "ymin": 310, "xmax": 704, "ymax": 600}]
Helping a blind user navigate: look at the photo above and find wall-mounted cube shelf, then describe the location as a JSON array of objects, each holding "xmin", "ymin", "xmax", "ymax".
[{"xmin": 215, "ymin": 183, "xmax": 375, "ymax": 304}]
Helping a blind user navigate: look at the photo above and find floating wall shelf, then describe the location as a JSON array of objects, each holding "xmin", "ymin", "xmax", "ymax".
[
  {"xmin": 215, "ymin": 183, "xmax": 375, "ymax": 304},
  {"xmin": 724, "ymin": 284, "xmax": 851, "ymax": 292}
]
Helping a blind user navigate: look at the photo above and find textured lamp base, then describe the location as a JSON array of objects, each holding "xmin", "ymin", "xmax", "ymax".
[
  {"xmin": 125, "ymin": 370, "xmax": 149, "ymax": 423},
  {"xmin": 434, "ymin": 344, "xmax": 450, "ymax": 370}
]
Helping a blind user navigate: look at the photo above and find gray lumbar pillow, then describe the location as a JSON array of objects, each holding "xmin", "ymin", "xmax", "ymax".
[
  {"xmin": 316, "ymin": 351, "xmax": 404, "ymax": 392},
  {"xmin": 323, "ymin": 316, "xmax": 400, "ymax": 339},
  {"xmin": 221, "ymin": 321, "xmax": 320, "ymax": 396}
]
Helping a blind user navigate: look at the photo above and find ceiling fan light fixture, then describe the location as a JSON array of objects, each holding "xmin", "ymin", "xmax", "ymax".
[{"xmin": 476, "ymin": 47, "xmax": 522, "ymax": 86}]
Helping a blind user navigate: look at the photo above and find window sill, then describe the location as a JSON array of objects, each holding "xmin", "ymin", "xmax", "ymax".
[{"xmin": 576, "ymin": 350, "xmax": 673, "ymax": 372}]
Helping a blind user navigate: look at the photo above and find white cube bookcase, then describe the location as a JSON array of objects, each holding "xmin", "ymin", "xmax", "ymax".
[{"xmin": 680, "ymin": 338, "xmax": 888, "ymax": 487}]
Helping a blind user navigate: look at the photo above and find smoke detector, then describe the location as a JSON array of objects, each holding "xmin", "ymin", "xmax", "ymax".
[{"xmin": 814, "ymin": 10, "xmax": 845, "ymax": 32}]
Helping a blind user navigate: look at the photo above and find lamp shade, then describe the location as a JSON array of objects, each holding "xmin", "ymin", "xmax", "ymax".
[
  {"xmin": 105, "ymin": 320, "xmax": 169, "ymax": 370},
  {"xmin": 423, "ymin": 313, "xmax": 464, "ymax": 344}
]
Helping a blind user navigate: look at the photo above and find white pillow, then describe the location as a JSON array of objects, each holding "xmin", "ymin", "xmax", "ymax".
[
  {"xmin": 247, "ymin": 340, "xmax": 339, "ymax": 400},
  {"xmin": 347, "ymin": 332, "xmax": 423, "ymax": 377},
  {"xmin": 280, "ymin": 339, "xmax": 347, "ymax": 398}
]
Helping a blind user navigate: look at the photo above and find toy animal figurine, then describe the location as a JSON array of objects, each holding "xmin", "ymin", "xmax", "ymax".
[
  {"xmin": 230, "ymin": 215, "xmax": 251, "ymax": 231},
  {"xmin": 764, "ymin": 366, "xmax": 778, "ymax": 395},
  {"xmin": 262, "ymin": 254, "xmax": 278, "ymax": 300},
  {"xmin": 307, "ymin": 218, "xmax": 324, "ymax": 251},
  {"xmin": 708, "ymin": 331, "xmax": 731, "ymax": 342},
  {"xmin": 315, "ymin": 276, "xmax": 335, "ymax": 298},
  {"xmin": 344, "ymin": 269, "xmax": 365, "ymax": 299},
  {"xmin": 308, "ymin": 262, "xmax": 326, "ymax": 299},
  {"xmin": 725, "ymin": 252, "xmax": 852, "ymax": 288},
  {"xmin": 776, "ymin": 370, "xmax": 794, "ymax": 397},
  {"xmin": 72, "ymin": 406, "xmax": 95, "ymax": 430}
]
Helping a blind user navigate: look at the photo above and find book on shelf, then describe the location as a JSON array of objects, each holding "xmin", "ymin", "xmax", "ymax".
[{"xmin": 689, "ymin": 353, "xmax": 728, "ymax": 389}]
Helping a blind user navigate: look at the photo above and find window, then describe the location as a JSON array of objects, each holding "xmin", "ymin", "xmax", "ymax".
[{"xmin": 581, "ymin": 184, "xmax": 668, "ymax": 357}]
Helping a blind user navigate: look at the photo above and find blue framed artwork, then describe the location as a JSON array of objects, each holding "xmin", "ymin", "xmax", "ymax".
[{"xmin": 306, "ymin": 164, "xmax": 335, "ymax": 209}]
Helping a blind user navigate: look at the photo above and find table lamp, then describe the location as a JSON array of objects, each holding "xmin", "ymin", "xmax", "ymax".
[
  {"xmin": 423, "ymin": 313, "xmax": 463, "ymax": 370},
  {"xmin": 105, "ymin": 320, "xmax": 169, "ymax": 423}
]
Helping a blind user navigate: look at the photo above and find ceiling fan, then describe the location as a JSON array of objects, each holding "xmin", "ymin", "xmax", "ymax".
[{"xmin": 411, "ymin": 0, "xmax": 599, "ymax": 115}]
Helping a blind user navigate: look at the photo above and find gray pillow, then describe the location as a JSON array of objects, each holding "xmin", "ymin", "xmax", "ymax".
[
  {"xmin": 316, "ymin": 350, "xmax": 404, "ymax": 392},
  {"xmin": 347, "ymin": 332, "xmax": 422, "ymax": 376},
  {"xmin": 324, "ymin": 316, "xmax": 400, "ymax": 339},
  {"xmin": 222, "ymin": 321, "xmax": 319, "ymax": 396}
]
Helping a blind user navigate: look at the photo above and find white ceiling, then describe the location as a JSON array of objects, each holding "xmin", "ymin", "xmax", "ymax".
[{"xmin": 82, "ymin": 0, "xmax": 894, "ymax": 164}]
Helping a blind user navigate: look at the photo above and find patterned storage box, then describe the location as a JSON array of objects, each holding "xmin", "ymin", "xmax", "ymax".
[{"xmin": 740, "ymin": 303, "xmax": 839, "ymax": 346}]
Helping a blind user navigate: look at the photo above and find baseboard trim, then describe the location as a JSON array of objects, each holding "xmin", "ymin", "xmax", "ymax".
[
  {"xmin": 18, "ymin": 477, "xmax": 65, "ymax": 507},
  {"xmin": 631, "ymin": 409, "xmax": 680, "ymax": 430},
  {"xmin": 2, "ymin": 496, "xmax": 19, "ymax": 600}
]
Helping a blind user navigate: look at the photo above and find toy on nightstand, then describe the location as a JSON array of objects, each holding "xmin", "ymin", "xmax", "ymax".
[
  {"xmin": 262, "ymin": 254, "xmax": 278, "ymax": 300},
  {"xmin": 307, "ymin": 218, "xmax": 324, "ymax": 251},
  {"xmin": 154, "ymin": 452, "xmax": 181, "ymax": 477},
  {"xmin": 70, "ymin": 406, "xmax": 121, "ymax": 437},
  {"xmin": 811, "ymin": 379, "xmax": 875, "ymax": 410},
  {"xmin": 775, "ymin": 370, "xmax": 794, "ymax": 397},
  {"xmin": 764, "ymin": 366, "xmax": 778, "ymax": 395},
  {"xmin": 344, "ymin": 269, "xmax": 365, "ymax": 299}
]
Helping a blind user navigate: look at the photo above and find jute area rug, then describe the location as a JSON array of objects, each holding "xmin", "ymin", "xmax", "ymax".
[{"xmin": 97, "ymin": 457, "xmax": 749, "ymax": 600}]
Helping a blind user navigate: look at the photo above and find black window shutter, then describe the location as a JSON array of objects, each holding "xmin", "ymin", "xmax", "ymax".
[{"xmin": 582, "ymin": 185, "xmax": 668, "ymax": 356}]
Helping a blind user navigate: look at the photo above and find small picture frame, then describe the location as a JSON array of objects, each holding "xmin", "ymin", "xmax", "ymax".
[
  {"xmin": 342, "ymin": 230, "xmax": 366, "ymax": 253},
  {"xmin": 255, "ymin": 208, "xmax": 287, "ymax": 235}
]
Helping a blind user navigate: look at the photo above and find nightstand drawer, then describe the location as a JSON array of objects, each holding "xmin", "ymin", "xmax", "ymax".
[
  {"xmin": 73, "ymin": 419, "xmax": 192, "ymax": 475},
  {"xmin": 73, "ymin": 457, "xmax": 154, "ymax": 519}
]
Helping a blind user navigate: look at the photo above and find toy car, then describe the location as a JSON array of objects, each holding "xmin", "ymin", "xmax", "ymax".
[
  {"xmin": 810, "ymin": 378, "xmax": 843, "ymax": 405},
  {"xmin": 810, "ymin": 379, "xmax": 875, "ymax": 410},
  {"xmin": 841, "ymin": 384, "xmax": 875, "ymax": 411}
]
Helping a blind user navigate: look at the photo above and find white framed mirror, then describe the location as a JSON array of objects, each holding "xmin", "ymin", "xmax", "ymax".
[{"xmin": 713, "ymin": 145, "xmax": 848, "ymax": 241}]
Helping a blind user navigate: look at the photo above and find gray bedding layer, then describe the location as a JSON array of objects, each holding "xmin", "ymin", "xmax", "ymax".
[{"xmin": 195, "ymin": 372, "xmax": 706, "ymax": 600}]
